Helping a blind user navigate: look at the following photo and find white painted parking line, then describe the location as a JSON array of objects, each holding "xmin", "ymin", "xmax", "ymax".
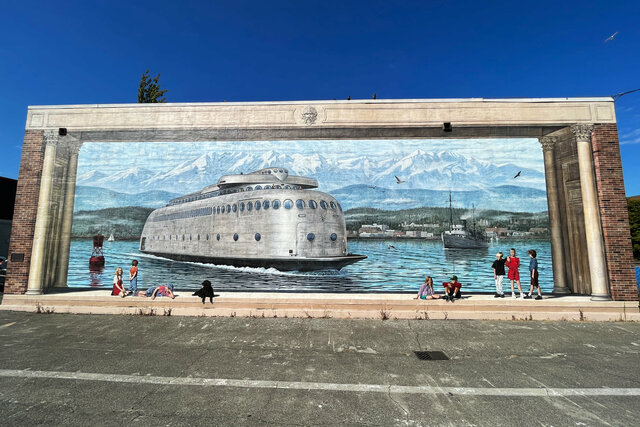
[{"xmin": 1, "ymin": 369, "xmax": 639, "ymax": 397}]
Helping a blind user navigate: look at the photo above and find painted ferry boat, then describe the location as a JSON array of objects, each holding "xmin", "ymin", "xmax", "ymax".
[{"xmin": 139, "ymin": 167, "xmax": 367, "ymax": 271}]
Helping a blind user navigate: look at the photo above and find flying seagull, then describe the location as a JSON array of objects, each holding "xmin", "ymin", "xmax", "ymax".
[
  {"xmin": 604, "ymin": 31, "xmax": 619, "ymax": 43},
  {"xmin": 387, "ymin": 244, "xmax": 396, "ymax": 250},
  {"xmin": 395, "ymin": 175, "xmax": 406, "ymax": 184},
  {"xmin": 513, "ymin": 171, "xmax": 522, "ymax": 179}
]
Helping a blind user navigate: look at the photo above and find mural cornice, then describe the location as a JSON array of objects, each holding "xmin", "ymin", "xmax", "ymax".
[{"xmin": 25, "ymin": 99, "xmax": 616, "ymax": 135}]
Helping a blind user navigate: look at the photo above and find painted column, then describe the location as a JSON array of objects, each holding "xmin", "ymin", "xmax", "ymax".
[
  {"xmin": 26, "ymin": 132, "xmax": 58, "ymax": 294},
  {"xmin": 539, "ymin": 136, "xmax": 569, "ymax": 294},
  {"xmin": 55, "ymin": 143, "xmax": 81, "ymax": 287},
  {"xmin": 571, "ymin": 124, "xmax": 610, "ymax": 300}
]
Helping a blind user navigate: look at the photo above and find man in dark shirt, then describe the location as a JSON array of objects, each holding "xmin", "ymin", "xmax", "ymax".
[{"xmin": 491, "ymin": 252, "xmax": 506, "ymax": 298}]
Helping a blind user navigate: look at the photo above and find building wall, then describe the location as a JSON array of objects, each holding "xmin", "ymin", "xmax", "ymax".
[
  {"xmin": 592, "ymin": 124, "xmax": 637, "ymax": 301},
  {"xmin": 4, "ymin": 100, "xmax": 637, "ymax": 300},
  {"xmin": 5, "ymin": 130, "xmax": 45, "ymax": 294}
]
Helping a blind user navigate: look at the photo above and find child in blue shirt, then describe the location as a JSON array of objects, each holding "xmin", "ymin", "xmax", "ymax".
[{"xmin": 524, "ymin": 249, "xmax": 542, "ymax": 300}]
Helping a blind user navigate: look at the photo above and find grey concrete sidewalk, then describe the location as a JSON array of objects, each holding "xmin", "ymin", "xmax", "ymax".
[{"xmin": 0, "ymin": 311, "xmax": 639, "ymax": 426}]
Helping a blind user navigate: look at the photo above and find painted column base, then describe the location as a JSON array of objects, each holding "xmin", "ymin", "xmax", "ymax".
[{"xmin": 591, "ymin": 293, "xmax": 612, "ymax": 301}]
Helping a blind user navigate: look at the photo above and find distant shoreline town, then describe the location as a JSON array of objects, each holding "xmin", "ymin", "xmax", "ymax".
[{"xmin": 348, "ymin": 222, "xmax": 549, "ymax": 240}]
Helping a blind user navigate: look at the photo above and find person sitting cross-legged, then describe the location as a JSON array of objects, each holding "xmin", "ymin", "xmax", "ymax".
[{"xmin": 413, "ymin": 276, "xmax": 441, "ymax": 300}]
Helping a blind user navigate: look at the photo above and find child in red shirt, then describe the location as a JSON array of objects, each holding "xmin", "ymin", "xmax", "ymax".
[{"xmin": 505, "ymin": 248, "xmax": 524, "ymax": 299}]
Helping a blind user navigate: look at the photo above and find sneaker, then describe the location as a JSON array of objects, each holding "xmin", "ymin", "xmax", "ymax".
[
  {"xmin": 444, "ymin": 295, "xmax": 449, "ymax": 301},
  {"xmin": 499, "ymin": 294, "xmax": 505, "ymax": 298},
  {"xmin": 535, "ymin": 295, "xmax": 542, "ymax": 300},
  {"xmin": 511, "ymin": 293, "xmax": 516, "ymax": 299},
  {"xmin": 450, "ymin": 296, "xmax": 454, "ymax": 303},
  {"xmin": 523, "ymin": 295, "xmax": 532, "ymax": 299},
  {"xmin": 520, "ymin": 294, "xmax": 525, "ymax": 299},
  {"xmin": 494, "ymin": 293, "xmax": 501, "ymax": 298}
]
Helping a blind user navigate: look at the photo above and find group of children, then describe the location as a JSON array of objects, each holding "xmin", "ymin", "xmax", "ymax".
[
  {"xmin": 110, "ymin": 260, "xmax": 139, "ymax": 298},
  {"xmin": 110, "ymin": 260, "xmax": 213, "ymax": 302},
  {"xmin": 110, "ymin": 260, "xmax": 174, "ymax": 299},
  {"xmin": 111, "ymin": 250, "xmax": 542, "ymax": 302},
  {"xmin": 492, "ymin": 248, "xmax": 542, "ymax": 299},
  {"xmin": 414, "ymin": 248, "xmax": 543, "ymax": 301}
]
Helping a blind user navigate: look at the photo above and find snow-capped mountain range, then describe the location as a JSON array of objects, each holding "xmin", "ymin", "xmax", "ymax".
[{"xmin": 76, "ymin": 149, "xmax": 545, "ymax": 195}]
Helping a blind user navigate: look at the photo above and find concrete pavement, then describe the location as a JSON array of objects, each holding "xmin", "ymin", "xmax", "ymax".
[{"xmin": 0, "ymin": 311, "xmax": 639, "ymax": 425}]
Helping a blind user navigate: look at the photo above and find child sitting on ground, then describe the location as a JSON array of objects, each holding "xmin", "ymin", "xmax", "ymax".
[
  {"xmin": 413, "ymin": 276, "xmax": 441, "ymax": 300},
  {"xmin": 443, "ymin": 275, "xmax": 462, "ymax": 302}
]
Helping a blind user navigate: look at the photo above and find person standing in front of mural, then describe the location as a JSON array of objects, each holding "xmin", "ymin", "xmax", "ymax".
[
  {"xmin": 111, "ymin": 267, "xmax": 125, "ymax": 298},
  {"xmin": 505, "ymin": 248, "xmax": 524, "ymax": 299},
  {"xmin": 524, "ymin": 250, "xmax": 542, "ymax": 300},
  {"xmin": 128, "ymin": 260, "xmax": 139, "ymax": 296},
  {"xmin": 492, "ymin": 252, "xmax": 506, "ymax": 298}
]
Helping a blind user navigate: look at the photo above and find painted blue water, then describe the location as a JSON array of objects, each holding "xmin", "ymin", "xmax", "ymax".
[
  {"xmin": 636, "ymin": 266, "xmax": 640, "ymax": 289},
  {"xmin": 68, "ymin": 238, "xmax": 554, "ymax": 293}
]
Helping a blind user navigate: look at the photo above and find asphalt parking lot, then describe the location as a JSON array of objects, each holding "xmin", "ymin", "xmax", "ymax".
[{"xmin": 0, "ymin": 311, "xmax": 639, "ymax": 426}]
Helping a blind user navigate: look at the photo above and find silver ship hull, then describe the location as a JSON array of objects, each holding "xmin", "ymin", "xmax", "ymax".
[
  {"xmin": 139, "ymin": 252, "xmax": 367, "ymax": 272},
  {"xmin": 441, "ymin": 233, "xmax": 489, "ymax": 249},
  {"xmin": 139, "ymin": 167, "xmax": 367, "ymax": 272}
]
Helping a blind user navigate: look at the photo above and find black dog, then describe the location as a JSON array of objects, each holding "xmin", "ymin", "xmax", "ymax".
[{"xmin": 193, "ymin": 280, "xmax": 214, "ymax": 304}]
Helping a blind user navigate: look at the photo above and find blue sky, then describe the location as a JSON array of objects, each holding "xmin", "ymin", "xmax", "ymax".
[{"xmin": 1, "ymin": 1, "xmax": 639, "ymax": 194}]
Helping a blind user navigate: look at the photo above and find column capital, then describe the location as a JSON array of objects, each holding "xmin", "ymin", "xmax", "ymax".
[
  {"xmin": 570, "ymin": 123, "xmax": 594, "ymax": 142},
  {"xmin": 43, "ymin": 130, "xmax": 60, "ymax": 147},
  {"xmin": 538, "ymin": 136, "xmax": 558, "ymax": 152}
]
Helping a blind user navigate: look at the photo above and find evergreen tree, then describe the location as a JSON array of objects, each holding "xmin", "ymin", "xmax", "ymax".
[{"xmin": 137, "ymin": 70, "xmax": 168, "ymax": 103}]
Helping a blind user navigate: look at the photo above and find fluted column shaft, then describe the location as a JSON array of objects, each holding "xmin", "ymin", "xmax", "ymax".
[
  {"xmin": 55, "ymin": 146, "xmax": 80, "ymax": 287},
  {"xmin": 572, "ymin": 124, "xmax": 610, "ymax": 300},
  {"xmin": 26, "ymin": 135, "xmax": 57, "ymax": 294},
  {"xmin": 539, "ymin": 136, "xmax": 569, "ymax": 293}
]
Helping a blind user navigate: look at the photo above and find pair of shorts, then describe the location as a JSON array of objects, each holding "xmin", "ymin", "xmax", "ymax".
[
  {"xmin": 508, "ymin": 269, "xmax": 520, "ymax": 281},
  {"xmin": 530, "ymin": 270, "xmax": 539, "ymax": 288}
]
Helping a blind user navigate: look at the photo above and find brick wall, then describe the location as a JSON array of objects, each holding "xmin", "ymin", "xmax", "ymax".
[
  {"xmin": 592, "ymin": 124, "xmax": 638, "ymax": 301},
  {"xmin": 4, "ymin": 130, "xmax": 45, "ymax": 294}
]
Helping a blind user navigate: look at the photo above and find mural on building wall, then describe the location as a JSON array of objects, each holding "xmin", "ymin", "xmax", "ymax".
[{"xmin": 70, "ymin": 139, "xmax": 551, "ymax": 292}]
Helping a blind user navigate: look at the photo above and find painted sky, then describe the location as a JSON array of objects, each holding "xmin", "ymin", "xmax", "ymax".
[
  {"xmin": 78, "ymin": 138, "xmax": 545, "ymax": 176},
  {"xmin": 75, "ymin": 138, "xmax": 548, "ymax": 212},
  {"xmin": 2, "ymin": 1, "xmax": 639, "ymax": 194}
]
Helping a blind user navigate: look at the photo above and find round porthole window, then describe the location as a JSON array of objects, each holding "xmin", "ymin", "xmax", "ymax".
[
  {"xmin": 216, "ymin": 234, "xmax": 220, "ymax": 241},
  {"xmin": 232, "ymin": 204, "xmax": 237, "ymax": 212},
  {"xmin": 284, "ymin": 199, "xmax": 293, "ymax": 209},
  {"xmin": 307, "ymin": 233, "xmax": 315, "ymax": 242},
  {"xmin": 330, "ymin": 233, "xmax": 337, "ymax": 241},
  {"xmin": 273, "ymin": 200, "xmax": 281, "ymax": 209},
  {"xmin": 309, "ymin": 200, "xmax": 317, "ymax": 209},
  {"xmin": 233, "ymin": 233, "xmax": 239, "ymax": 241},
  {"xmin": 255, "ymin": 233, "xmax": 261, "ymax": 241},
  {"xmin": 240, "ymin": 202, "xmax": 245, "ymax": 211}
]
